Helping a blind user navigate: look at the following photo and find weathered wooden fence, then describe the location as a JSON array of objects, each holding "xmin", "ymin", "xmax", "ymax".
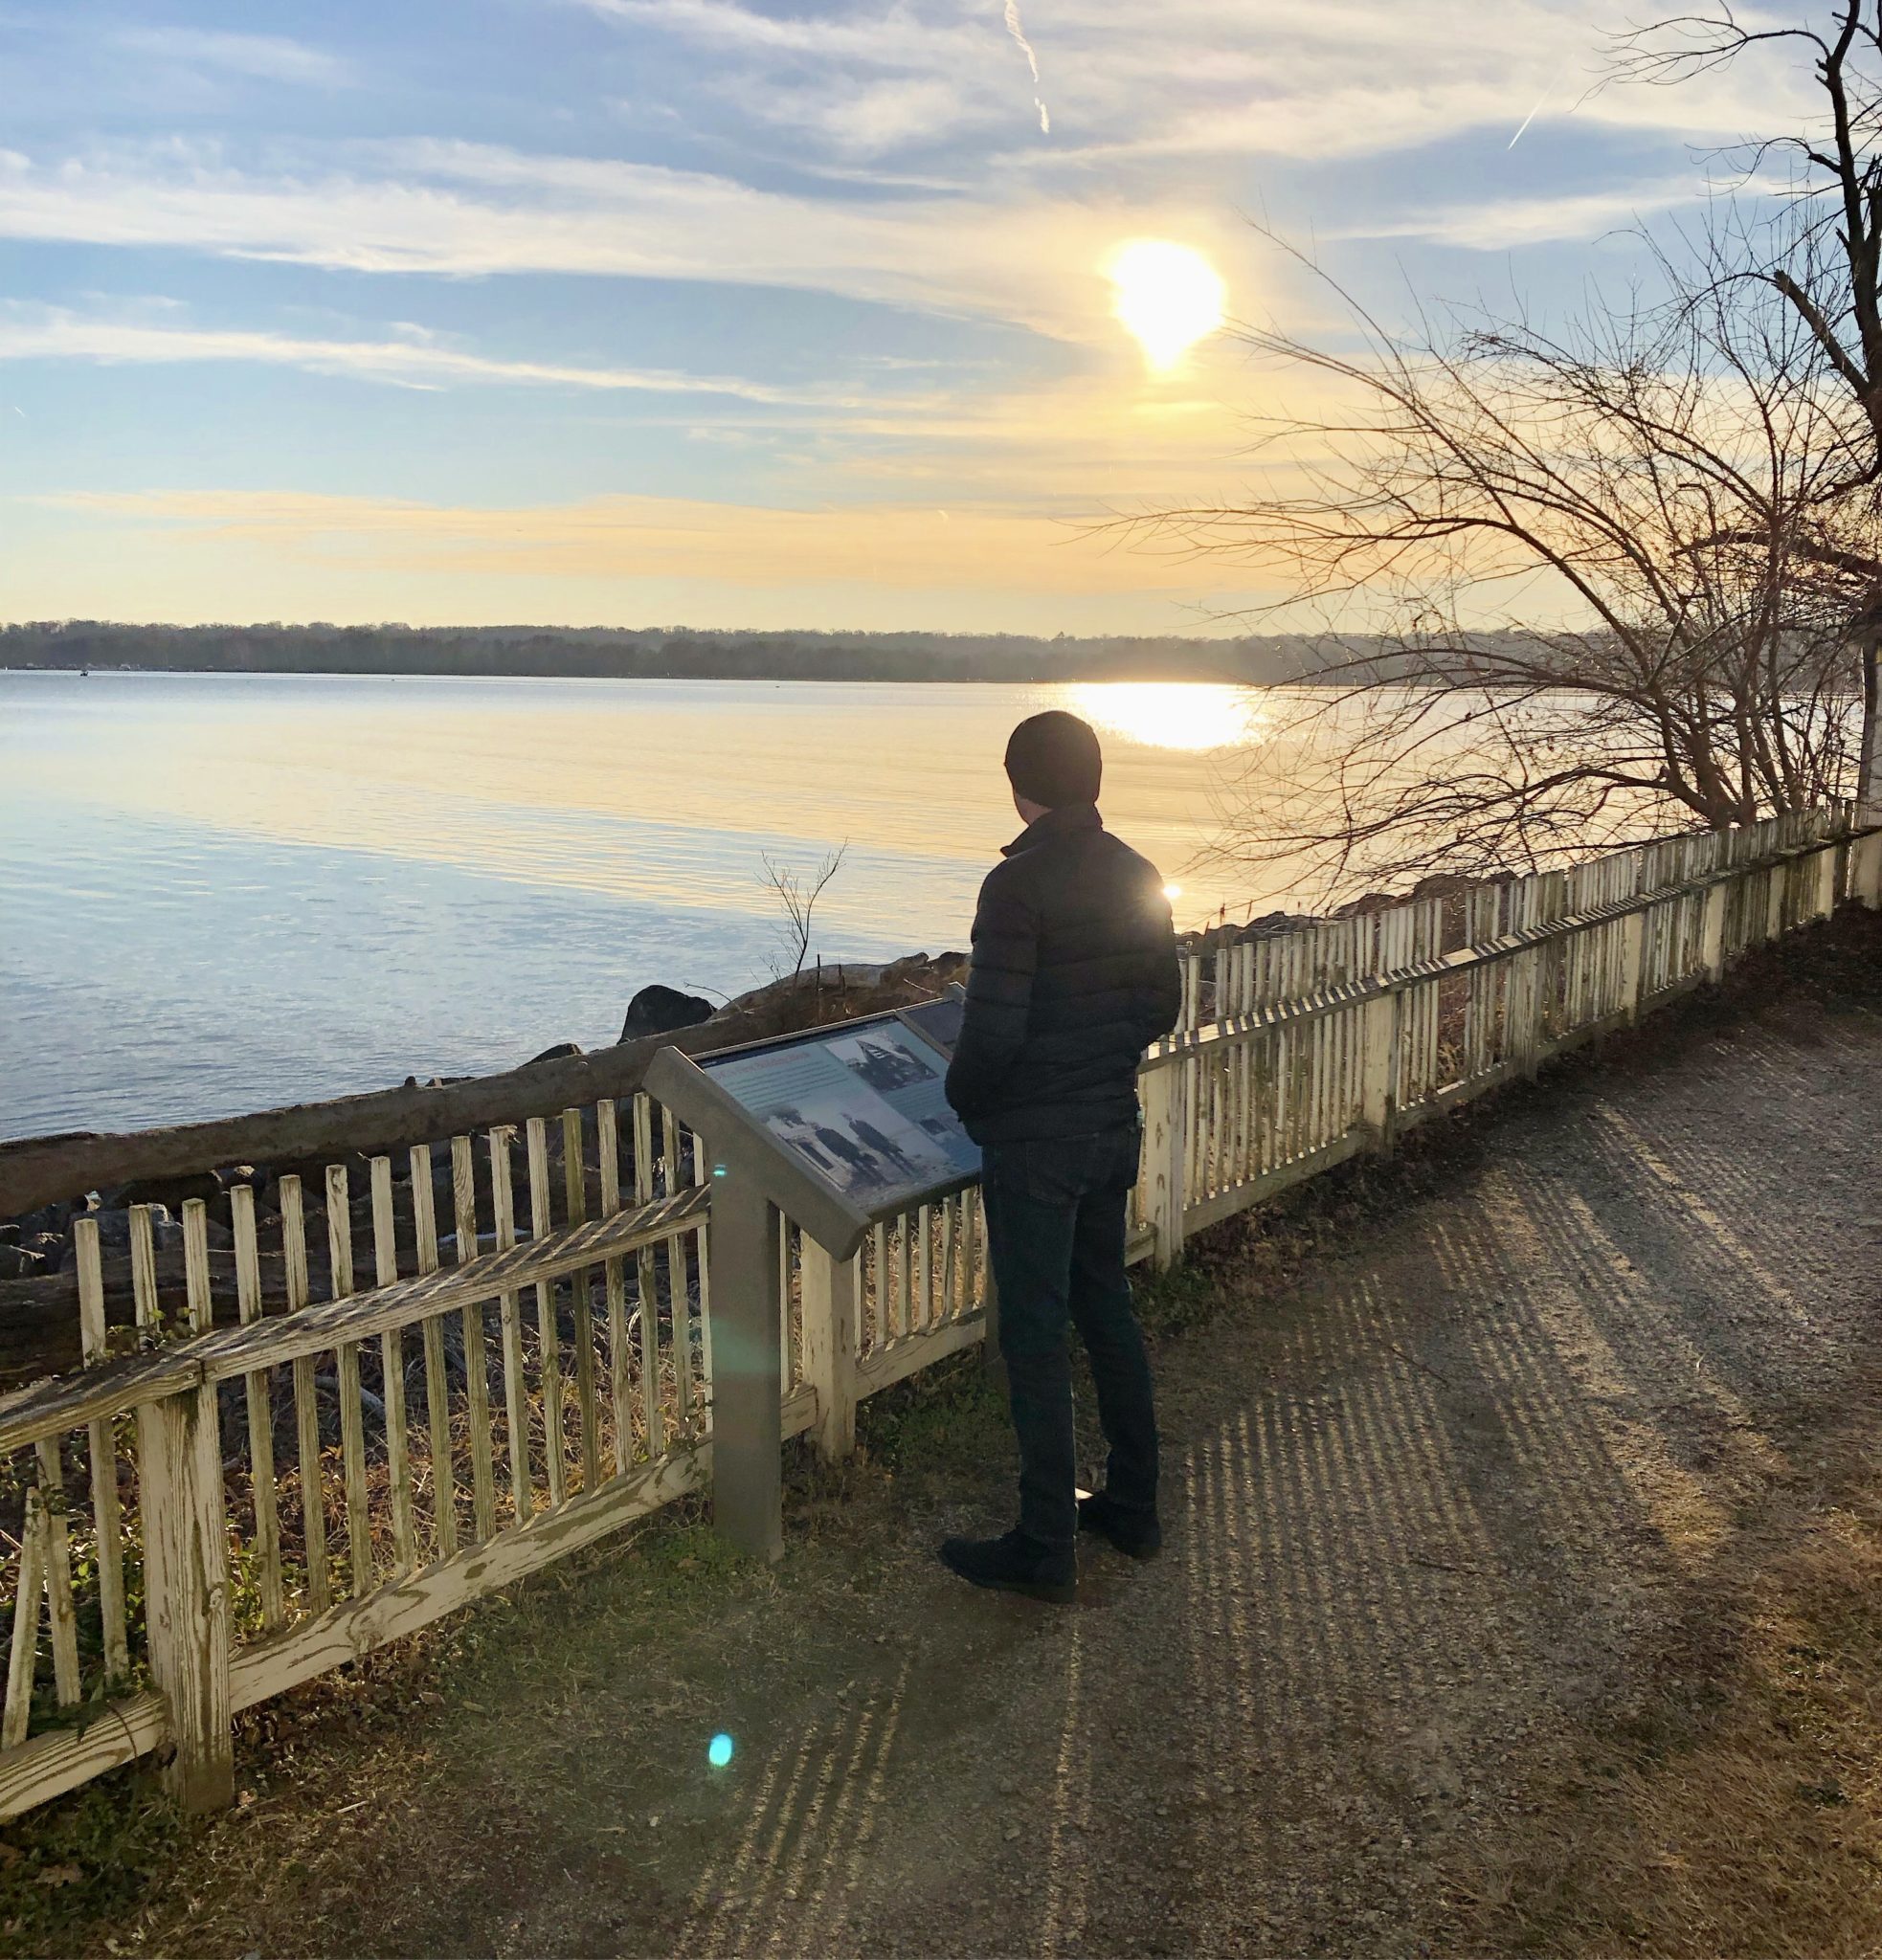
[{"xmin": 2, "ymin": 805, "xmax": 1877, "ymax": 1821}]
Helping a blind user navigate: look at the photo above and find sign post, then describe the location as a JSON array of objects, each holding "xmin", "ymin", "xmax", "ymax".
[
  {"xmin": 647, "ymin": 996, "xmax": 978, "ymax": 1561},
  {"xmin": 699, "ymin": 1165, "xmax": 783, "ymax": 1560}
]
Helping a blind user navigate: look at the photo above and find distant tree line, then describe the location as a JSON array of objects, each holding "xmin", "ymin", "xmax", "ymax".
[{"xmin": 0, "ymin": 619, "xmax": 1456, "ymax": 685}]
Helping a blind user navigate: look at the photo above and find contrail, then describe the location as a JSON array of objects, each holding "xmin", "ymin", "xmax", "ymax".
[
  {"xmin": 1003, "ymin": 0, "xmax": 1050, "ymax": 134},
  {"xmin": 1508, "ymin": 80, "xmax": 1555, "ymax": 148}
]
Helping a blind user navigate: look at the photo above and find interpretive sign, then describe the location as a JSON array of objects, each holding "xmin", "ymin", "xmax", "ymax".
[
  {"xmin": 700, "ymin": 1014, "xmax": 978, "ymax": 1218},
  {"xmin": 644, "ymin": 999, "xmax": 980, "ymax": 1263},
  {"xmin": 642, "ymin": 995, "xmax": 981, "ymax": 1559}
]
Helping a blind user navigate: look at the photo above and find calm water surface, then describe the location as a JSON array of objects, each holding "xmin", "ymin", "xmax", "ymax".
[{"xmin": 0, "ymin": 672, "xmax": 1289, "ymax": 1141}]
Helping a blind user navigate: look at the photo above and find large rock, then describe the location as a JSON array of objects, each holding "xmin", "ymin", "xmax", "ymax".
[
  {"xmin": 527, "ymin": 1040, "xmax": 583, "ymax": 1065},
  {"xmin": 11, "ymin": 1200, "xmax": 75, "ymax": 1237},
  {"xmin": 90, "ymin": 1206, "xmax": 144, "ymax": 1250},
  {"xmin": 618, "ymin": 985, "xmax": 715, "ymax": 1043},
  {"xmin": 116, "ymin": 1169, "xmax": 223, "ymax": 1212}
]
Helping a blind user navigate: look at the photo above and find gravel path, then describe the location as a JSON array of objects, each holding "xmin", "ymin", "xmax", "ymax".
[{"xmin": 87, "ymin": 926, "xmax": 1882, "ymax": 1959}]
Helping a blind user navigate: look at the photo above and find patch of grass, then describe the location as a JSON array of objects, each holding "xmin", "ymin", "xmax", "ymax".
[
  {"xmin": 1131, "ymin": 1259, "xmax": 1223, "ymax": 1341},
  {"xmin": 0, "ymin": 1774, "xmax": 179, "ymax": 1959},
  {"xmin": 617, "ymin": 1517, "xmax": 749, "ymax": 1602},
  {"xmin": 855, "ymin": 1351, "xmax": 1010, "ymax": 1480}
]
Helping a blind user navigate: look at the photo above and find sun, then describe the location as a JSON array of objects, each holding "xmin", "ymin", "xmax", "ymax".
[{"xmin": 1107, "ymin": 239, "xmax": 1225, "ymax": 372}]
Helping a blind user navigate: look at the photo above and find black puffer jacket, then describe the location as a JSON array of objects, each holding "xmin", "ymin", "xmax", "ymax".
[{"xmin": 944, "ymin": 803, "xmax": 1182, "ymax": 1144}]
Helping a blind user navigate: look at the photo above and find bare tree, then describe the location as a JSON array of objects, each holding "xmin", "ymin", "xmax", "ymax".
[
  {"xmin": 760, "ymin": 843, "xmax": 848, "ymax": 979},
  {"xmin": 1120, "ymin": 234, "xmax": 1871, "ymax": 898},
  {"xmin": 1613, "ymin": 1, "xmax": 1882, "ymax": 810}
]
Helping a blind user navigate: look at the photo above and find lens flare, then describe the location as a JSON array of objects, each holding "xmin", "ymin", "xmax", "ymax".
[
  {"xmin": 1107, "ymin": 240, "xmax": 1225, "ymax": 371},
  {"xmin": 708, "ymin": 1732, "xmax": 734, "ymax": 1768}
]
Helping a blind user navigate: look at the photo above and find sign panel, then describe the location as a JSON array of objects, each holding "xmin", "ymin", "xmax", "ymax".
[{"xmin": 700, "ymin": 1015, "xmax": 980, "ymax": 1219}]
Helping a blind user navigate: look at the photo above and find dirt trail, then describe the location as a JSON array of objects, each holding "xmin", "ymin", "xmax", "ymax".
[{"xmin": 26, "ymin": 924, "xmax": 1882, "ymax": 1959}]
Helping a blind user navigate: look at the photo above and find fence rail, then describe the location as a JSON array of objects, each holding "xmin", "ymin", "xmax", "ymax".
[{"xmin": 2, "ymin": 806, "xmax": 1877, "ymax": 1821}]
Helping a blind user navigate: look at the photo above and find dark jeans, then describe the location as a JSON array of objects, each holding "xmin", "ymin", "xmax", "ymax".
[{"xmin": 979, "ymin": 1125, "xmax": 1159, "ymax": 1550}]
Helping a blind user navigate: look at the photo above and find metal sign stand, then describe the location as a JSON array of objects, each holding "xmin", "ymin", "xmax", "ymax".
[
  {"xmin": 700, "ymin": 1165, "xmax": 782, "ymax": 1561},
  {"xmin": 647, "ymin": 1003, "xmax": 977, "ymax": 1563}
]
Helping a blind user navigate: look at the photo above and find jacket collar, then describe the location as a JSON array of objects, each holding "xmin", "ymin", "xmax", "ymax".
[{"xmin": 1002, "ymin": 800, "xmax": 1103, "ymax": 858}]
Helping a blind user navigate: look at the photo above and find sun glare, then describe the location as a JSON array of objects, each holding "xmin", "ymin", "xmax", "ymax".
[
  {"xmin": 1067, "ymin": 682, "xmax": 1257, "ymax": 752},
  {"xmin": 1107, "ymin": 239, "xmax": 1225, "ymax": 372}
]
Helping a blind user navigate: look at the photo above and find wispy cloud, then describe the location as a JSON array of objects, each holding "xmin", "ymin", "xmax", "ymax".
[
  {"xmin": 1337, "ymin": 175, "xmax": 1748, "ymax": 250},
  {"xmin": 1001, "ymin": 0, "xmax": 1050, "ymax": 135},
  {"xmin": 582, "ymin": 0, "xmax": 1811, "ymax": 166},
  {"xmin": 0, "ymin": 141, "xmax": 1246, "ymax": 342},
  {"xmin": 115, "ymin": 28, "xmax": 351, "ymax": 87},
  {"xmin": 0, "ymin": 295, "xmax": 1291, "ymax": 515},
  {"xmin": 0, "ymin": 302, "xmax": 905, "ymax": 406}
]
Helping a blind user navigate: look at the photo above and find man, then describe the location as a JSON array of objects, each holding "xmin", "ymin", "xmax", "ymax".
[
  {"xmin": 850, "ymin": 1116, "xmax": 922, "ymax": 1181},
  {"xmin": 940, "ymin": 709, "xmax": 1182, "ymax": 1603},
  {"xmin": 811, "ymin": 1120, "xmax": 880, "ymax": 1192}
]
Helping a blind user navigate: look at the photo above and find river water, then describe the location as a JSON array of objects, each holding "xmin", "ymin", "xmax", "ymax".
[{"xmin": 0, "ymin": 671, "xmax": 1288, "ymax": 1140}]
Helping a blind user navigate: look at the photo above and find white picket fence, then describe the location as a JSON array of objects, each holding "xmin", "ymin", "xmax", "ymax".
[{"xmin": 1, "ymin": 805, "xmax": 1876, "ymax": 1822}]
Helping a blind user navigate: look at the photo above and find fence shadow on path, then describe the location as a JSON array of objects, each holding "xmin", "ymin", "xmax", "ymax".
[{"xmin": 597, "ymin": 983, "xmax": 1882, "ymax": 1959}]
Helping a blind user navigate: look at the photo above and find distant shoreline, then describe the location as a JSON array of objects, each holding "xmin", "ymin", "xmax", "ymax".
[
  {"xmin": 0, "ymin": 661, "xmax": 1358, "ymax": 686},
  {"xmin": 0, "ymin": 620, "xmax": 1482, "ymax": 687}
]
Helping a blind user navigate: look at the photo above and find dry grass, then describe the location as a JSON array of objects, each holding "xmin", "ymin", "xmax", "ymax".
[{"xmin": 1447, "ymin": 1390, "xmax": 1882, "ymax": 1958}]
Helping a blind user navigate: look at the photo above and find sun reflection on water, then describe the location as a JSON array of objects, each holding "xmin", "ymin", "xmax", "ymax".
[
  {"xmin": 2, "ymin": 672, "xmax": 1289, "ymax": 1133},
  {"xmin": 1064, "ymin": 682, "xmax": 1259, "ymax": 752}
]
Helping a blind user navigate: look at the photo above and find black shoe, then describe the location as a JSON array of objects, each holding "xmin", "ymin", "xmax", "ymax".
[
  {"xmin": 1078, "ymin": 1491, "xmax": 1162, "ymax": 1560},
  {"xmin": 938, "ymin": 1529, "xmax": 1077, "ymax": 1604}
]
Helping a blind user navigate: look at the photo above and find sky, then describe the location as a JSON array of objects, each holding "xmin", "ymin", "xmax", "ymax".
[{"xmin": 0, "ymin": 0, "xmax": 1824, "ymax": 634}]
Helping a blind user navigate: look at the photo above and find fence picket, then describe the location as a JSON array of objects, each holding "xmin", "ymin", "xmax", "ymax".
[
  {"xmin": 370, "ymin": 1158, "xmax": 417, "ymax": 1575},
  {"xmin": 562, "ymin": 1108, "xmax": 600, "ymax": 1490},
  {"xmin": 34, "ymin": 1440, "xmax": 79, "ymax": 1707},
  {"xmin": 411, "ymin": 1146, "xmax": 458, "ymax": 1561},
  {"xmin": 662, "ymin": 1108, "xmax": 699, "ymax": 1435},
  {"xmin": 231, "ymin": 1186, "xmax": 284, "ymax": 1631},
  {"xmin": 631, "ymin": 1099, "xmax": 668, "ymax": 1443},
  {"xmin": 3, "ymin": 1489, "xmax": 47, "ymax": 1747},
  {"xmin": 128, "ymin": 1206, "xmax": 161, "ymax": 1344},
  {"xmin": 489, "ymin": 1128, "xmax": 532, "ymax": 1523},
  {"xmin": 452, "ymin": 1135, "xmax": 497, "ymax": 1546},
  {"xmin": 327, "ymin": 1168, "xmax": 372, "ymax": 1596},
  {"xmin": 74, "ymin": 1217, "xmax": 129, "ymax": 1681},
  {"xmin": 689, "ymin": 1127, "xmax": 714, "ymax": 1423},
  {"xmin": 281, "ymin": 1175, "xmax": 328, "ymax": 1612},
  {"xmin": 525, "ymin": 1120, "xmax": 567, "ymax": 1508},
  {"xmin": 596, "ymin": 1100, "xmax": 639, "ymax": 1471}
]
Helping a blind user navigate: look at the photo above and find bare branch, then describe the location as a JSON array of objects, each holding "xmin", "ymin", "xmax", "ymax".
[{"xmin": 759, "ymin": 843, "xmax": 849, "ymax": 980}]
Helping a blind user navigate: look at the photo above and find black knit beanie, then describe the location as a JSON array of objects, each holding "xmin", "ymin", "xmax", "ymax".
[{"xmin": 1004, "ymin": 710, "xmax": 1103, "ymax": 810}]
